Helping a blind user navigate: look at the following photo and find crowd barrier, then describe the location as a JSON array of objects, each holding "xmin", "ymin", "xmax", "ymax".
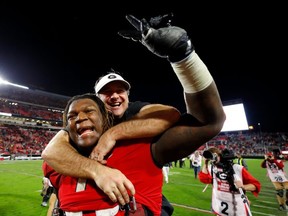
[{"xmin": 0, "ymin": 155, "xmax": 42, "ymax": 160}]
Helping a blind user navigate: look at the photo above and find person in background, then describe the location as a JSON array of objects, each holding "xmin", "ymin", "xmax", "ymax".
[
  {"xmin": 173, "ymin": 160, "xmax": 178, "ymax": 168},
  {"xmin": 162, "ymin": 162, "xmax": 171, "ymax": 183},
  {"xmin": 261, "ymin": 149, "xmax": 288, "ymax": 211},
  {"xmin": 43, "ymin": 14, "xmax": 226, "ymax": 215},
  {"xmin": 179, "ymin": 157, "xmax": 186, "ymax": 168},
  {"xmin": 235, "ymin": 152, "xmax": 248, "ymax": 170},
  {"xmin": 199, "ymin": 147, "xmax": 261, "ymax": 215},
  {"xmin": 41, "ymin": 177, "xmax": 54, "ymax": 207},
  {"xmin": 189, "ymin": 153, "xmax": 194, "ymax": 169},
  {"xmin": 189, "ymin": 150, "xmax": 202, "ymax": 179}
]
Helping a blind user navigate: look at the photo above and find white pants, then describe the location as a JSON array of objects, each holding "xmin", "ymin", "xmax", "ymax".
[{"xmin": 162, "ymin": 166, "xmax": 170, "ymax": 183}]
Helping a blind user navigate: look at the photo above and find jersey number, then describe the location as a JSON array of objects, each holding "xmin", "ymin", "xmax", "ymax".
[{"xmin": 221, "ymin": 201, "xmax": 229, "ymax": 215}]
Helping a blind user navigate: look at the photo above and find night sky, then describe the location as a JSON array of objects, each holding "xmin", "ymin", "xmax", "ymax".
[{"xmin": 0, "ymin": 2, "xmax": 287, "ymax": 132}]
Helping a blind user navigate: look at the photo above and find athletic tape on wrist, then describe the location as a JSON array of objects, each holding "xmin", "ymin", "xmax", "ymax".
[{"xmin": 171, "ymin": 51, "xmax": 213, "ymax": 93}]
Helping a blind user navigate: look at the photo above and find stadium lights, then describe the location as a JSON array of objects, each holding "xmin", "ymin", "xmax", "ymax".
[
  {"xmin": 0, "ymin": 76, "xmax": 29, "ymax": 89},
  {"xmin": 0, "ymin": 112, "xmax": 12, "ymax": 116},
  {"xmin": 221, "ymin": 103, "xmax": 249, "ymax": 132}
]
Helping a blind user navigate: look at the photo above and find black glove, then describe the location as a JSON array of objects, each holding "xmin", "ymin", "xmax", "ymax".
[{"xmin": 118, "ymin": 14, "xmax": 194, "ymax": 62}]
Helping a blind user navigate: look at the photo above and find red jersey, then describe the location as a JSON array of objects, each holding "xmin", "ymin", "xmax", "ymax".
[{"xmin": 43, "ymin": 138, "xmax": 163, "ymax": 215}]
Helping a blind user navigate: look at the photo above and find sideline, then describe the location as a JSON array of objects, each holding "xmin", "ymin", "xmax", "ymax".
[{"xmin": 171, "ymin": 203, "xmax": 214, "ymax": 214}]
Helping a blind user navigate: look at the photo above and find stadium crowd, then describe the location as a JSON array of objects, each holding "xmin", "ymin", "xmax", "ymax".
[{"xmin": 0, "ymin": 85, "xmax": 68, "ymax": 157}]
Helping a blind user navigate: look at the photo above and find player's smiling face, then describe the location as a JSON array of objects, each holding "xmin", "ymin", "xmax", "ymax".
[{"xmin": 66, "ymin": 98, "xmax": 104, "ymax": 154}]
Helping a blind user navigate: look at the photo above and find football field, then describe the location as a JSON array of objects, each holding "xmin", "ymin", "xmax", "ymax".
[{"xmin": 0, "ymin": 159, "xmax": 287, "ymax": 215}]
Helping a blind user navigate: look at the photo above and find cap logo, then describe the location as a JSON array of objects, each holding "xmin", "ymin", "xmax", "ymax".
[
  {"xmin": 108, "ymin": 75, "xmax": 117, "ymax": 79},
  {"xmin": 95, "ymin": 73, "xmax": 130, "ymax": 94}
]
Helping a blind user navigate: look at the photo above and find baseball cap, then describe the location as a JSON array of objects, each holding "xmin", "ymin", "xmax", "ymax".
[{"xmin": 95, "ymin": 73, "xmax": 131, "ymax": 94}]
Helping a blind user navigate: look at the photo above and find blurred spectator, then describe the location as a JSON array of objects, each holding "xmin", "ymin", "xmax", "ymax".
[
  {"xmin": 41, "ymin": 177, "xmax": 54, "ymax": 207},
  {"xmin": 189, "ymin": 151, "xmax": 202, "ymax": 179},
  {"xmin": 235, "ymin": 152, "xmax": 248, "ymax": 170},
  {"xmin": 162, "ymin": 162, "xmax": 171, "ymax": 183}
]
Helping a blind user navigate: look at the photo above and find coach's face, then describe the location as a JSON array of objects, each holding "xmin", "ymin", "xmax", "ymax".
[
  {"xmin": 66, "ymin": 98, "xmax": 104, "ymax": 154},
  {"xmin": 97, "ymin": 81, "xmax": 129, "ymax": 119}
]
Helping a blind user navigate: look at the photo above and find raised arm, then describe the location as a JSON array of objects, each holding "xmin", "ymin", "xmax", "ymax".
[
  {"xmin": 118, "ymin": 14, "xmax": 226, "ymax": 165},
  {"xmin": 155, "ymin": 81, "xmax": 225, "ymax": 164}
]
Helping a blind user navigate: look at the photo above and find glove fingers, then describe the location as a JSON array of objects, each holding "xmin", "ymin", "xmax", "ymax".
[
  {"xmin": 118, "ymin": 30, "xmax": 142, "ymax": 41},
  {"xmin": 126, "ymin": 14, "xmax": 142, "ymax": 31},
  {"xmin": 149, "ymin": 13, "xmax": 173, "ymax": 28}
]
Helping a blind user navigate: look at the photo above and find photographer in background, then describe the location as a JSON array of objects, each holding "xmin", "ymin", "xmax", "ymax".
[
  {"xmin": 199, "ymin": 147, "xmax": 261, "ymax": 216},
  {"xmin": 261, "ymin": 149, "xmax": 288, "ymax": 211}
]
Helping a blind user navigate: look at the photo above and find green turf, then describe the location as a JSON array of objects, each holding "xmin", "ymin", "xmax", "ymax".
[
  {"xmin": 0, "ymin": 160, "xmax": 47, "ymax": 216},
  {"xmin": 0, "ymin": 159, "xmax": 287, "ymax": 215}
]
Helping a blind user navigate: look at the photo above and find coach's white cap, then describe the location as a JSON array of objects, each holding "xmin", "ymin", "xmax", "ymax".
[{"xmin": 95, "ymin": 73, "xmax": 131, "ymax": 94}]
